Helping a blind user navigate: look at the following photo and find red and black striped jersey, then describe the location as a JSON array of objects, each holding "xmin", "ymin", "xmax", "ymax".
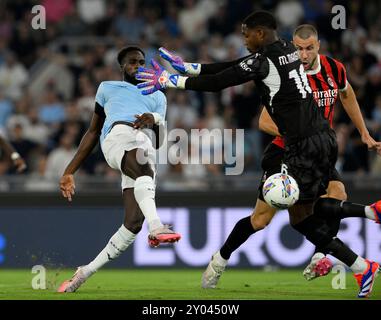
[
  {"xmin": 307, "ymin": 54, "xmax": 347, "ymax": 126},
  {"xmin": 272, "ymin": 54, "xmax": 347, "ymax": 148}
]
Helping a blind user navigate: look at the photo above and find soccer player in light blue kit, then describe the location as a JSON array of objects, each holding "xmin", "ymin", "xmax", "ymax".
[{"xmin": 58, "ymin": 46, "xmax": 181, "ymax": 293}]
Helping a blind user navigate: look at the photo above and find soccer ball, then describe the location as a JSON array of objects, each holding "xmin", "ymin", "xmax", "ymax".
[{"xmin": 263, "ymin": 172, "xmax": 299, "ymax": 209}]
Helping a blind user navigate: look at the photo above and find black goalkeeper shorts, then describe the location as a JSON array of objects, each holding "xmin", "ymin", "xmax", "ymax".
[
  {"xmin": 258, "ymin": 129, "xmax": 339, "ymax": 203},
  {"xmin": 284, "ymin": 128, "xmax": 338, "ymax": 203}
]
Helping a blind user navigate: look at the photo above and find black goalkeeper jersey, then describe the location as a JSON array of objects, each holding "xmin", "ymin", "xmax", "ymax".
[{"xmin": 186, "ymin": 39, "xmax": 328, "ymax": 145}]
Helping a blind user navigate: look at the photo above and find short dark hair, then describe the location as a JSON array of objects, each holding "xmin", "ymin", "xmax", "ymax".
[
  {"xmin": 117, "ymin": 46, "xmax": 145, "ymax": 65},
  {"xmin": 243, "ymin": 10, "xmax": 277, "ymax": 30},
  {"xmin": 293, "ymin": 24, "xmax": 318, "ymax": 39}
]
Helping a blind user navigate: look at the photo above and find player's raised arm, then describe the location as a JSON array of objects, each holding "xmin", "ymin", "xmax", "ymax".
[
  {"xmin": 136, "ymin": 54, "xmax": 267, "ymax": 95},
  {"xmin": 0, "ymin": 136, "xmax": 27, "ymax": 173},
  {"xmin": 159, "ymin": 47, "xmax": 249, "ymax": 76},
  {"xmin": 60, "ymin": 105, "xmax": 105, "ymax": 201},
  {"xmin": 339, "ymin": 82, "xmax": 381, "ymax": 155},
  {"xmin": 259, "ymin": 106, "xmax": 281, "ymax": 136},
  {"xmin": 158, "ymin": 47, "xmax": 200, "ymax": 75}
]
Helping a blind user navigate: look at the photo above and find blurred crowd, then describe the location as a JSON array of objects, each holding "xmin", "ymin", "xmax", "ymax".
[{"xmin": 1, "ymin": 0, "xmax": 381, "ymax": 189}]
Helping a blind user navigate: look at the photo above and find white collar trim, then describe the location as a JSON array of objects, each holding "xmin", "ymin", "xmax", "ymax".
[{"xmin": 305, "ymin": 55, "xmax": 321, "ymax": 75}]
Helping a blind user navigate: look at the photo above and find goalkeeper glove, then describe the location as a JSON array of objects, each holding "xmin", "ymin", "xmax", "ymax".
[
  {"xmin": 159, "ymin": 47, "xmax": 201, "ymax": 76},
  {"xmin": 136, "ymin": 59, "xmax": 188, "ymax": 95}
]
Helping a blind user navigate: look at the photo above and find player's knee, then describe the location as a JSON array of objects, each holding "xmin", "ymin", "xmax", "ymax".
[
  {"xmin": 127, "ymin": 224, "xmax": 143, "ymax": 234},
  {"xmin": 327, "ymin": 189, "xmax": 347, "ymax": 201},
  {"xmin": 251, "ymin": 211, "xmax": 272, "ymax": 230},
  {"xmin": 313, "ymin": 197, "xmax": 341, "ymax": 219},
  {"xmin": 326, "ymin": 182, "xmax": 347, "ymax": 201},
  {"xmin": 127, "ymin": 159, "xmax": 153, "ymax": 178},
  {"xmin": 121, "ymin": 151, "xmax": 138, "ymax": 179},
  {"xmin": 121, "ymin": 150, "xmax": 153, "ymax": 179},
  {"xmin": 136, "ymin": 163, "xmax": 154, "ymax": 178},
  {"xmin": 124, "ymin": 218, "xmax": 144, "ymax": 234}
]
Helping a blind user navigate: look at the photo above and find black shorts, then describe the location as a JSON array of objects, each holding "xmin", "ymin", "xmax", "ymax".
[
  {"xmin": 284, "ymin": 129, "xmax": 338, "ymax": 203},
  {"xmin": 258, "ymin": 129, "xmax": 339, "ymax": 203}
]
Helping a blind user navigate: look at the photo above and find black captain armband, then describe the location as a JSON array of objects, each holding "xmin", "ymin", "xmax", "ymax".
[{"xmin": 94, "ymin": 102, "xmax": 106, "ymax": 118}]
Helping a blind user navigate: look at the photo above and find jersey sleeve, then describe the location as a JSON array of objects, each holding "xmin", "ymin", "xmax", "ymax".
[
  {"xmin": 95, "ymin": 82, "xmax": 106, "ymax": 107},
  {"xmin": 200, "ymin": 55, "xmax": 251, "ymax": 75},
  {"xmin": 185, "ymin": 54, "xmax": 269, "ymax": 92},
  {"xmin": 231, "ymin": 53, "xmax": 270, "ymax": 82}
]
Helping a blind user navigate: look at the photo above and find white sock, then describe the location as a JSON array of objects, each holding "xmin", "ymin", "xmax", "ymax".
[
  {"xmin": 214, "ymin": 251, "xmax": 228, "ymax": 266},
  {"xmin": 311, "ymin": 252, "xmax": 325, "ymax": 263},
  {"xmin": 365, "ymin": 206, "xmax": 376, "ymax": 221},
  {"xmin": 134, "ymin": 176, "xmax": 163, "ymax": 232},
  {"xmin": 86, "ymin": 225, "xmax": 136, "ymax": 273},
  {"xmin": 350, "ymin": 256, "xmax": 368, "ymax": 274}
]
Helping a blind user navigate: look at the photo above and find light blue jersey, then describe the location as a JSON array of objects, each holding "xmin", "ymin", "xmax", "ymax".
[{"xmin": 95, "ymin": 81, "xmax": 167, "ymax": 143}]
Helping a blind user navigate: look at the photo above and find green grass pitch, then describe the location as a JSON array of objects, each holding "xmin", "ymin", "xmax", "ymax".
[{"xmin": 0, "ymin": 269, "xmax": 379, "ymax": 300}]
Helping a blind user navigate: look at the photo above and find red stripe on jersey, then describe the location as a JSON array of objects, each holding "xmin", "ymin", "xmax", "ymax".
[
  {"xmin": 307, "ymin": 73, "xmax": 320, "ymax": 96},
  {"xmin": 323, "ymin": 55, "xmax": 340, "ymax": 84},
  {"xmin": 324, "ymin": 55, "xmax": 347, "ymax": 90},
  {"xmin": 317, "ymin": 56, "xmax": 333, "ymax": 123},
  {"xmin": 320, "ymin": 55, "xmax": 333, "ymax": 81},
  {"xmin": 272, "ymin": 136, "xmax": 285, "ymax": 148},
  {"xmin": 321, "ymin": 55, "xmax": 340, "ymax": 126}
]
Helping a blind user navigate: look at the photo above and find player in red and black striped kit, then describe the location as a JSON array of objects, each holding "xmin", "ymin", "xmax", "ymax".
[{"xmin": 136, "ymin": 13, "xmax": 381, "ymax": 297}]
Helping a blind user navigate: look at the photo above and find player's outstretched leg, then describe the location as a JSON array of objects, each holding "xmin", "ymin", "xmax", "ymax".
[
  {"xmin": 148, "ymin": 224, "xmax": 181, "ymax": 247},
  {"xmin": 134, "ymin": 176, "xmax": 181, "ymax": 247},
  {"xmin": 58, "ymin": 266, "xmax": 94, "ymax": 293},
  {"xmin": 314, "ymin": 198, "xmax": 381, "ymax": 223},
  {"xmin": 303, "ymin": 204, "xmax": 340, "ymax": 281},
  {"xmin": 292, "ymin": 210, "xmax": 380, "ymax": 298},
  {"xmin": 354, "ymin": 260, "xmax": 380, "ymax": 298},
  {"xmin": 123, "ymin": 149, "xmax": 181, "ymax": 247},
  {"xmin": 202, "ymin": 201, "xmax": 276, "ymax": 288},
  {"xmin": 202, "ymin": 216, "xmax": 255, "ymax": 288},
  {"xmin": 303, "ymin": 252, "xmax": 333, "ymax": 281},
  {"xmin": 202, "ymin": 251, "xmax": 228, "ymax": 289},
  {"xmin": 57, "ymin": 224, "xmax": 137, "ymax": 293}
]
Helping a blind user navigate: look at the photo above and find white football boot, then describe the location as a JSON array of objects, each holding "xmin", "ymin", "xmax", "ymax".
[
  {"xmin": 202, "ymin": 251, "xmax": 228, "ymax": 289},
  {"xmin": 57, "ymin": 266, "xmax": 94, "ymax": 293},
  {"xmin": 303, "ymin": 252, "xmax": 333, "ymax": 281}
]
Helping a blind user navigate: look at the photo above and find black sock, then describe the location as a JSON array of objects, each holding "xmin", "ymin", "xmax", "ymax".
[
  {"xmin": 292, "ymin": 214, "xmax": 357, "ymax": 267},
  {"xmin": 220, "ymin": 216, "xmax": 257, "ymax": 260},
  {"xmin": 314, "ymin": 198, "xmax": 366, "ymax": 220},
  {"xmin": 323, "ymin": 238, "xmax": 358, "ymax": 267},
  {"xmin": 339, "ymin": 201, "xmax": 367, "ymax": 219},
  {"xmin": 314, "ymin": 217, "xmax": 341, "ymax": 255}
]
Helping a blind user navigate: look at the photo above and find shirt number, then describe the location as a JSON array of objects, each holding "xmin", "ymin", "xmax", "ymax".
[{"xmin": 289, "ymin": 65, "xmax": 312, "ymax": 98}]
